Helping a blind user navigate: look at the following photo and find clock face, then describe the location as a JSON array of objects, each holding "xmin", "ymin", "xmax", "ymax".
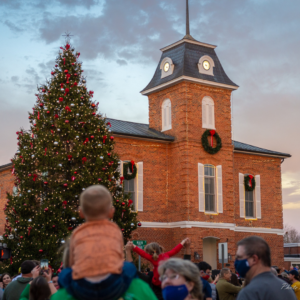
[
  {"xmin": 203, "ymin": 60, "xmax": 210, "ymax": 70},
  {"xmin": 164, "ymin": 62, "xmax": 170, "ymax": 72}
]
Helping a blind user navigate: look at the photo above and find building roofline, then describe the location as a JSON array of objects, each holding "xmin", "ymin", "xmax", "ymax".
[
  {"xmin": 113, "ymin": 133, "xmax": 173, "ymax": 143},
  {"xmin": 234, "ymin": 150, "xmax": 291, "ymax": 159},
  {"xmin": 0, "ymin": 163, "xmax": 13, "ymax": 172},
  {"xmin": 141, "ymin": 75, "xmax": 238, "ymax": 95},
  {"xmin": 160, "ymin": 38, "xmax": 217, "ymax": 52},
  {"xmin": 233, "ymin": 140, "xmax": 291, "ymax": 158}
]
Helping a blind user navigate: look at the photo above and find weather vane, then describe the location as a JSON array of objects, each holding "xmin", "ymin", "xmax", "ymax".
[{"xmin": 62, "ymin": 32, "xmax": 73, "ymax": 43}]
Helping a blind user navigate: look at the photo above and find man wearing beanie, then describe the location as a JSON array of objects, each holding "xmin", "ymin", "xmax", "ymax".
[{"xmin": 3, "ymin": 260, "xmax": 36, "ymax": 300}]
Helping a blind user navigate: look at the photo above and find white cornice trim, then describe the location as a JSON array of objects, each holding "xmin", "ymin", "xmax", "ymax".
[
  {"xmin": 160, "ymin": 39, "xmax": 217, "ymax": 52},
  {"xmin": 141, "ymin": 221, "xmax": 284, "ymax": 235},
  {"xmin": 284, "ymin": 257, "xmax": 300, "ymax": 262},
  {"xmin": 234, "ymin": 150, "xmax": 290, "ymax": 159},
  {"xmin": 141, "ymin": 75, "xmax": 238, "ymax": 96},
  {"xmin": 284, "ymin": 243, "xmax": 300, "ymax": 247}
]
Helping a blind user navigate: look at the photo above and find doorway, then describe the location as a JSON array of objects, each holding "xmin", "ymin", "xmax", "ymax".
[{"xmin": 203, "ymin": 237, "xmax": 218, "ymax": 269}]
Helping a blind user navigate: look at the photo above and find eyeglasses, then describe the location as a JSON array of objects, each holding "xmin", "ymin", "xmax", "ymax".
[{"xmin": 159, "ymin": 273, "xmax": 180, "ymax": 282}]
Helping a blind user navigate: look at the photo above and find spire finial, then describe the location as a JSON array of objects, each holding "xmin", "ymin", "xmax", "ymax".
[
  {"xmin": 184, "ymin": 0, "xmax": 195, "ymax": 40},
  {"xmin": 186, "ymin": 0, "xmax": 190, "ymax": 36}
]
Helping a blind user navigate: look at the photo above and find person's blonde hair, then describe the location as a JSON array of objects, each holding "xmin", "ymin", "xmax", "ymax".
[
  {"xmin": 80, "ymin": 185, "xmax": 112, "ymax": 218},
  {"xmin": 158, "ymin": 258, "xmax": 203, "ymax": 300},
  {"xmin": 57, "ymin": 237, "xmax": 71, "ymax": 268},
  {"xmin": 145, "ymin": 242, "xmax": 163, "ymax": 261}
]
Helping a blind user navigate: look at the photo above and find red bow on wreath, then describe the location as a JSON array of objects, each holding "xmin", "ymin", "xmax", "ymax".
[
  {"xmin": 65, "ymin": 106, "xmax": 71, "ymax": 112},
  {"xmin": 248, "ymin": 175, "xmax": 254, "ymax": 187},
  {"xmin": 209, "ymin": 130, "xmax": 216, "ymax": 147},
  {"xmin": 28, "ymin": 226, "xmax": 32, "ymax": 236},
  {"xmin": 33, "ymin": 174, "xmax": 38, "ymax": 181},
  {"xmin": 120, "ymin": 176, "xmax": 124, "ymax": 184},
  {"xmin": 130, "ymin": 160, "xmax": 135, "ymax": 172},
  {"xmin": 128, "ymin": 199, "xmax": 133, "ymax": 207},
  {"xmin": 82, "ymin": 157, "xmax": 87, "ymax": 164}
]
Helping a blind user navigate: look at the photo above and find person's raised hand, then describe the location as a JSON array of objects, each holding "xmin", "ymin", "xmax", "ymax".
[
  {"xmin": 181, "ymin": 238, "xmax": 189, "ymax": 246},
  {"xmin": 42, "ymin": 267, "xmax": 52, "ymax": 282},
  {"xmin": 31, "ymin": 265, "xmax": 41, "ymax": 279},
  {"xmin": 184, "ymin": 238, "xmax": 191, "ymax": 248},
  {"xmin": 125, "ymin": 241, "xmax": 134, "ymax": 251}
]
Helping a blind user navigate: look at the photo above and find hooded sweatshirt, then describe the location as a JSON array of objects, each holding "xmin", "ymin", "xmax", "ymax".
[{"xmin": 3, "ymin": 277, "xmax": 32, "ymax": 300}]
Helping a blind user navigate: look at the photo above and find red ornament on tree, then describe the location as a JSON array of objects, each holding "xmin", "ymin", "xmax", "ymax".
[
  {"xmin": 68, "ymin": 227, "xmax": 73, "ymax": 231},
  {"xmin": 39, "ymin": 249, "xmax": 43, "ymax": 253},
  {"xmin": 110, "ymin": 136, "xmax": 114, "ymax": 140},
  {"xmin": 52, "ymin": 225, "xmax": 55, "ymax": 228},
  {"xmin": 138, "ymin": 222, "xmax": 142, "ymax": 227},
  {"xmin": 63, "ymin": 183, "xmax": 68, "ymax": 187},
  {"xmin": 122, "ymin": 202, "xmax": 125, "ymax": 206},
  {"xmin": 20, "ymin": 236, "xmax": 23, "ymax": 239},
  {"xmin": 44, "ymin": 208, "xmax": 49, "ymax": 212},
  {"xmin": 64, "ymin": 70, "xmax": 68, "ymax": 73},
  {"xmin": 71, "ymin": 176, "xmax": 76, "ymax": 181}
]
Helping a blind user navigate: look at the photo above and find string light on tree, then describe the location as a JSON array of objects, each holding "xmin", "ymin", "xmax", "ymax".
[{"xmin": 2, "ymin": 36, "xmax": 139, "ymax": 274}]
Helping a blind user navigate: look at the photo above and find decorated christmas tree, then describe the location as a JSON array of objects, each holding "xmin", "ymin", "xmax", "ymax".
[{"xmin": 1, "ymin": 39, "xmax": 139, "ymax": 273}]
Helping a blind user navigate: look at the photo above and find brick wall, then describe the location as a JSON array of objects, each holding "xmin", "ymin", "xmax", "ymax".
[
  {"xmin": 233, "ymin": 153, "xmax": 284, "ymax": 229},
  {"xmin": 0, "ymin": 167, "xmax": 14, "ymax": 235},
  {"xmin": 0, "ymin": 79, "xmax": 287, "ymax": 270}
]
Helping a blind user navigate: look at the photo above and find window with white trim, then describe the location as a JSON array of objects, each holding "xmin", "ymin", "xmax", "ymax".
[
  {"xmin": 198, "ymin": 163, "xmax": 223, "ymax": 213},
  {"xmin": 162, "ymin": 99, "xmax": 172, "ymax": 132},
  {"xmin": 121, "ymin": 161, "xmax": 143, "ymax": 212},
  {"xmin": 204, "ymin": 164, "xmax": 216, "ymax": 212},
  {"xmin": 239, "ymin": 173, "xmax": 261, "ymax": 219},
  {"xmin": 202, "ymin": 96, "xmax": 215, "ymax": 130},
  {"xmin": 245, "ymin": 190, "xmax": 254, "ymax": 218},
  {"xmin": 124, "ymin": 179, "xmax": 136, "ymax": 209},
  {"xmin": 12, "ymin": 186, "xmax": 18, "ymax": 196}
]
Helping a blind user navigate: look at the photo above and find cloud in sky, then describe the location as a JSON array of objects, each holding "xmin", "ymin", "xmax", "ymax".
[{"xmin": 1, "ymin": 0, "xmax": 300, "ymax": 230}]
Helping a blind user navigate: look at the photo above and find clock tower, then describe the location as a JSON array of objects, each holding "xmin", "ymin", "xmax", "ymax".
[{"xmin": 139, "ymin": 0, "xmax": 239, "ymax": 228}]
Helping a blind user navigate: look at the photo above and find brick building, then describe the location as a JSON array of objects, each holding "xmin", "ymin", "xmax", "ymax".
[
  {"xmin": 284, "ymin": 243, "xmax": 300, "ymax": 269},
  {"xmin": 0, "ymin": 4, "xmax": 291, "ymax": 269}
]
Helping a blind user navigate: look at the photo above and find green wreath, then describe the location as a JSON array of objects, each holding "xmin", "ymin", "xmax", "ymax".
[
  {"xmin": 123, "ymin": 161, "xmax": 137, "ymax": 180},
  {"xmin": 244, "ymin": 175, "xmax": 256, "ymax": 191},
  {"xmin": 201, "ymin": 130, "xmax": 222, "ymax": 154}
]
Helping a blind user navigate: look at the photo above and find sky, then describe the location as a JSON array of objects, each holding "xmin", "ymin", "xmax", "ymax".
[{"xmin": 0, "ymin": 0, "xmax": 299, "ymax": 231}]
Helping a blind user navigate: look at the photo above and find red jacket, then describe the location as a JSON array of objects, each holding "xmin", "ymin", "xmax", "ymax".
[{"xmin": 133, "ymin": 243, "xmax": 183, "ymax": 286}]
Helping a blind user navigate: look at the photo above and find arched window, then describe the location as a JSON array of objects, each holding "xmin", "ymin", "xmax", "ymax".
[
  {"xmin": 202, "ymin": 96, "xmax": 215, "ymax": 130},
  {"xmin": 162, "ymin": 99, "xmax": 172, "ymax": 131}
]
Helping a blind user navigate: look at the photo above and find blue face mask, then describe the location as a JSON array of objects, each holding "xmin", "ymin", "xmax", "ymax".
[
  {"xmin": 234, "ymin": 258, "xmax": 250, "ymax": 278},
  {"xmin": 162, "ymin": 285, "xmax": 189, "ymax": 300}
]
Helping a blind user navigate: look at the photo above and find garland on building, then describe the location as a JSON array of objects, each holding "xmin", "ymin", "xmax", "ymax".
[
  {"xmin": 244, "ymin": 175, "xmax": 256, "ymax": 191},
  {"xmin": 123, "ymin": 161, "xmax": 137, "ymax": 180},
  {"xmin": 201, "ymin": 130, "xmax": 222, "ymax": 154}
]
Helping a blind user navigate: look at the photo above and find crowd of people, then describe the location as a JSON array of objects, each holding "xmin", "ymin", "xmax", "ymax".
[{"xmin": 0, "ymin": 185, "xmax": 299, "ymax": 300}]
